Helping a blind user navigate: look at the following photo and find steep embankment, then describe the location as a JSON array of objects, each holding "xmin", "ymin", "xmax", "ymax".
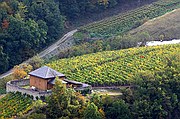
[
  {"xmin": 129, "ymin": 8, "xmax": 180, "ymax": 40},
  {"xmin": 47, "ymin": 44, "xmax": 180, "ymax": 86}
]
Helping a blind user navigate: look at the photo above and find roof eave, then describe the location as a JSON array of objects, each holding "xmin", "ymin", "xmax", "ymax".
[{"xmin": 29, "ymin": 74, "xmax": 65, "ymax": 79}]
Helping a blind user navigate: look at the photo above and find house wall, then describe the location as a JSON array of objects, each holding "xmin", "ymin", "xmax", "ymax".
[{"xmin": 30, "ymin": 76, "xmax": 48, "ymax": 90}]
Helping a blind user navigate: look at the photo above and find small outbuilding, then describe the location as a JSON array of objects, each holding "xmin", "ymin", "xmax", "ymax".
[{"xmin": 29, "ymin": 66, "xmax": 65, "ymax": 90}]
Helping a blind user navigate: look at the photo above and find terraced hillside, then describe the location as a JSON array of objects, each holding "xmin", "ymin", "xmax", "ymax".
[
  {"xmin": 0, "ymin": 93, "xmax": 33, "ymax": 118},
  {"xmin": 129, "ymin": 8, "xmax": 180, "ymax": 40},
  {"xmin": 47, "ymin": 44, "xmax": 180, "ymax": 86},
  {"xmin": 78, "ymin": 0, "xmax": 180, "ymax": 38}
]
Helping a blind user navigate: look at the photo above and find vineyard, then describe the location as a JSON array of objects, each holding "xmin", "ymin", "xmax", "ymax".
[
  {"xmin": 0, "ymin": 93, "xmax": 33, "ymax": 118},
  {"xmin": 78, "ymin": 0, "xmax": 180, "ymax": 38},
  {"xmin": 47, "ymin": 44, "xmax": 180, "ymax": 86}
]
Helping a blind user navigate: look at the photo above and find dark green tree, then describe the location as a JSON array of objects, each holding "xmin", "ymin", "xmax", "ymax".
[
  {"xmin": 0, "ymin": 46, "xmax": 9, "ymax": 73},
  {"xmin": 106, "ymin": 100, "xmax": 132, "ymax": 119}
]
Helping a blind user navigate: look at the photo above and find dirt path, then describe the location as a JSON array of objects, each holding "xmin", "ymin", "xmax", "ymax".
[
  {"xmin": 92, "ymin": 86, "xmax": 131, "ymax": 90},
  {"xmin": 92, "ymin": 85, "xmax": 131, "ymax": 96}
]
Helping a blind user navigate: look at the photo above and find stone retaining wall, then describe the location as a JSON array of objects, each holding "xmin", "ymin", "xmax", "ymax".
[
  {"xmin": 6, "ymin": 79, "xmax": 52, "ymax": 100},
  {"xmin": 10, "ymin": 79, "xmax": 30, "ymax": 86}
]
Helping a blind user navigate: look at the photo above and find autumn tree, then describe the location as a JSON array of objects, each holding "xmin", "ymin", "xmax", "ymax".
[
  {"xmin": 19, "ymin": 63, "xmax": 33, "ymax": 73},
  {"xmin": 13, "ymin": 66, "xmax": 27, "ymax": 79},
  {"xmin": 12, "ymin": 63, "xmax": 32, "ymax": 79}
]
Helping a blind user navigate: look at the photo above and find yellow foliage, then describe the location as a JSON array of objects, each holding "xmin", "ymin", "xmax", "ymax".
[
  {"xmin": 19, "ymin": 63, "xmax": 33, "ymax": 73},
  {"xmin": 12, "ymin": 63, "xmax": 33, "ymax": 80},
  {"xmin": 13, "ymin": 68, "xmax": 27, "ymax": 80}
]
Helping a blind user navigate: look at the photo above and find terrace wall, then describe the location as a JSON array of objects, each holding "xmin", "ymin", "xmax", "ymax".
[{"xmin": 6, "ymin": 79, "xmax": 52, "ymax": 100}]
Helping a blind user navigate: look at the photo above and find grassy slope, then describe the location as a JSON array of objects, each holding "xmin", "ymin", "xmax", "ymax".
[
  {"xmin": 129, "ymin": 8, "xmax": 180, "ymax": 40},
  {"xmin": 47, "ymin": 44, "xmax": 180, "ymax": 86}
]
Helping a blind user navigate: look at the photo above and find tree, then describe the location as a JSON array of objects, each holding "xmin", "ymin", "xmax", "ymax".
[
  {"xmin": 46, "ymin": 78, "xmax": 67, "ymax": 119},
  {"xmin": 128, "ymin": 58, "xmax": 180, "ymax": 119},
  {"xmin": 58, "ymin": 0, "xmax": 80, "ymax": 19},
  {"xmin": 19, "ymin": 63, "xmax": 33, "ymax": 73},
  {"xmin": 13, "ymin": 66, "xmax": 27, "ymax": 79},
  {"xmin": 29, "ymin": 55, "xmax": 44, "ymax": 70},
  {"xmin": 0, "ymin": 46, "xmax": 9, "ymax": 73},
  {"xmin": 136, "ymin": 32, "xmax": 151, "ymax": 46},
  {"xmin": 46, "ymin": 77, "xmax": 86, "ymax": 119},
  {"xmin": 159, "ymin": 34, "xmax": 164, "ymax": 41},
  {"xmin": 83, "ymin": 102, "xmax": 102, "ymax": 119},
  {"xmin": 106, "ymin": 100, "xmax": 132, "ymax": 119},
  {"xmin": 28, "ymin": 0, "xmax": 64, "ymax": 42},
  {"xmin": 17, "ymin": 2, "xmax": 28, "ymax": 20},
  {"xmin": 90, "ymin": 93, "xmax": 103, "ymax": 108},
  {"xmin": 2, "ymin": 16, "xmax": 46, "ymax": 68},
  {"xmin": 12, "ymin": 63, "xmax": 32, "ymax": 79}
]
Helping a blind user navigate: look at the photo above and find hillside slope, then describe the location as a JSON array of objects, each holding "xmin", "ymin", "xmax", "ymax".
[
  {"xmin": 47, "ymin": 44, "xmax": 180, "ymax": 86},
  {"xmin": 77, "ymin": 0, "xmax": 180, "ymax": 38},
  {"xmin": 129, "ymin": 8, "xmax": 180, "ymax": 40}
]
